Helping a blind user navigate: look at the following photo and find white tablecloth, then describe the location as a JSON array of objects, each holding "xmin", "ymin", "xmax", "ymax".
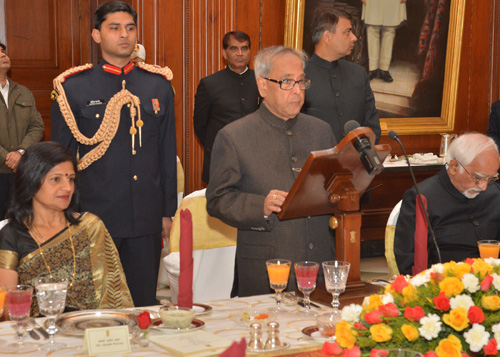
[{"xmin": 0, "ymin": 294, "xmax": 332, "ymax": 356}]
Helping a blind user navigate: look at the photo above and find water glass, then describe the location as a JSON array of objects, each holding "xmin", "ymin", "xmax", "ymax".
[
  {"xmin": 322, "ymin": 260, "xmax": 350, "ymax": 320},
  {"xmin": 35, "ymin": 277, "xmax": 68, "ymax": 352}
]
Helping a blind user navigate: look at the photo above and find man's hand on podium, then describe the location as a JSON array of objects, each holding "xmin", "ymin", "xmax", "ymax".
[{"xmin": 264, "ymin": 190, "xmax": 288, "ymax": 216}]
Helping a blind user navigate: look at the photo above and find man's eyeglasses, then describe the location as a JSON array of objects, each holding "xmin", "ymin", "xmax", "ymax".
[
  {"xmin": 458, "ymin": 161, "xmax": 499, "ymax": 185},
  {"xmin": 263, "ymin": 77, "xmax": 311, "ymax": 90}
]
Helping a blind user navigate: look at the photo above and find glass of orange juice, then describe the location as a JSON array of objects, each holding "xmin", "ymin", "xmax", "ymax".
[
  {"xmin": 478, "ymin": 240, "xmax": 500, "ymax": 259},
  {"xmin": 0, "ymin": 284, "xmax": 5, "ymax": 315},
  {"xmin": 266, "ymin": 259, "xmax": 291, "ymax": 312}
]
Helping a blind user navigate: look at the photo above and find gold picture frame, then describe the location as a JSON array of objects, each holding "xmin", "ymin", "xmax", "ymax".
[{"xmin": 284, "ymin": 0, "xmax": 466, "ymax": 135}]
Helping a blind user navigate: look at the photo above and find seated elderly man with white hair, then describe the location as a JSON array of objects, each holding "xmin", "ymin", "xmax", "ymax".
[{"xmin": 395, "ymin": 132, "xmax": 500, "ymax": 275}]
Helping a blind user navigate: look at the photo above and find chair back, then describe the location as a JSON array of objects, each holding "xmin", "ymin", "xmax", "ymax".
[
  {"xmin": 164, "ymin": 189, "xmax": 237, "ymax": 302},
  {"xmin": 385, "ymin": 200, "xmax": 402, "ymax": 277}
]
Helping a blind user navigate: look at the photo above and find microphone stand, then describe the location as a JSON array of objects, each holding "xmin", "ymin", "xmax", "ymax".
[{"xmin": 389, "ymin": 131, "xmax": 442, "ymax": 265}]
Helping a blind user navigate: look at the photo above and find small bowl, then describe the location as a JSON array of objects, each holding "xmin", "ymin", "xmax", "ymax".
[
  {"xmin": 233, "ymin": 309, "xmax": 276, "ymax": 328},
  {"xmin": 316, "ymin": 313, "xmax": 340, "ymax": 338},
  {"xmin": 159, "ymin": 306, "xmax": 195, "ymax": 329}
]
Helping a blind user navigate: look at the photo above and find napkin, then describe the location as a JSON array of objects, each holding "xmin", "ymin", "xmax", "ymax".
[
  {"xmin": 413, "ymin": 195, "xmax": 428, "ymax": 275},
  {"xmin": 219, "ymin": 338, "xmax": 246, "ymax": 357},
  {"xmin": 177, "ymin": 208, "xmax": 193, "ymax": 308}
]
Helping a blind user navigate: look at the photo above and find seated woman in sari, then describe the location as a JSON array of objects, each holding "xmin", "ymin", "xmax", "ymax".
[{"xmin": 0, "ymin": 142, "xmax": 134, "ymax": 313}]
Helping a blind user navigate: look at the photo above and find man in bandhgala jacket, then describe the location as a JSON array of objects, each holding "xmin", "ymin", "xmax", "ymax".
[
  {"xmin": 50, "ymin": 1, "xmax": 177, "ymax": 306},
  {"xmin": 0, "ymin": 42, "xmax": 44, "ymax": 220},
  {"xmin": 206, "ymin": 46, "xmax": 336, "ymax": 297},
  {"xmin": 303, "ymin": 8, "xmax": 380, "ymax": 144},
  {"xmin": 395, "ymin": 133, "xmax": 500, "ymax": 275},
  {"xmin": 193, "ymin": 31, "xmax": 260, "ymax": 184}
]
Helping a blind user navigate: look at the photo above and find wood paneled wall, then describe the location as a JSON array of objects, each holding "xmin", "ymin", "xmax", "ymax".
[{"xmin": 1, "ymin": 0, "xmax": 497, "ymax": 195}]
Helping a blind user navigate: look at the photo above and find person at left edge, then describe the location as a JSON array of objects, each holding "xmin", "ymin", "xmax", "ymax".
[
  {"xmin": 50, "ymin": 1, "xmax": 177, "ymax": 307},
  {"xmin": 0, "ymin": 42, "xmax": 44, "ymax": 220}
]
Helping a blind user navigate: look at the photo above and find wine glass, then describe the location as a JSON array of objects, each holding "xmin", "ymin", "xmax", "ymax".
[
  {"xmin": 322, "ymin": 260, "xmax": 350, "ymax": 321},
  {"xmin": 5, "ymin": 284, "xmax": 37, "ymax": 353},
  {"xmin": 294, "ymin": 261, "xmax": 319, "ymax": 315},
  {"xmin": 266, "ymin": 259, "xmax": 291, "ymax": 312},
  {"xmin": 35, "ymin": 277, "xmax": 69, "ymax": 352},
  {"xmin": 0, "ymin": 284, "xmax": 6, "ymax": 316}
]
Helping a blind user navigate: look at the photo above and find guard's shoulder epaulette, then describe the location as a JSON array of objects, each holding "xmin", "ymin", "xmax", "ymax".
[
  {"xmin": 51, "ymin": 64, "xmax": 93, "ymax": 100},
  {"xmin": 136, "ymin": 62, "xmax": 173, "ymax": 81}
]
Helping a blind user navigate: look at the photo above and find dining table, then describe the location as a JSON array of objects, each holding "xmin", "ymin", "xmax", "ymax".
[{"xmin": 0, "ymin": 294, "xmax": 343, "ymax": 356}]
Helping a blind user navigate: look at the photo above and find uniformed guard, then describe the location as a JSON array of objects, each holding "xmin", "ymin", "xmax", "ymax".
[{"xmin": 50, "ymin": 0, "xmax": 177, "ymax": 307}]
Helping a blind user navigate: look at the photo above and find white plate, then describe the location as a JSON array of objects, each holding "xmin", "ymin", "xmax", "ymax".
[
  {"xmin": 173, "ymin": 303, "xmax": 212, "ymax": 315},
  {"xmin": 151, "ymin": 318, "xmax": 205, "ymax": 332}
]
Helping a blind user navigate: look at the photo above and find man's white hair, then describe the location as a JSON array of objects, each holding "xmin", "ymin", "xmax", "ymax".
[
  {"xmin": 254, "ymin": 46, "xmax": 308, "ymax": 79},
  {"xmin": 445, "ymin": 132, "xmax": 499, "ymax": 166}
]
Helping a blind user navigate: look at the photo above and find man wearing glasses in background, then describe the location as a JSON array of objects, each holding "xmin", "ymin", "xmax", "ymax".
[
  {"xmin": 395, "ymin": 133, "xmax": 500, "ymax": 275},
  {"xmin": 207, "ymin": 46, "xmax": 336, "ymax": 297}
]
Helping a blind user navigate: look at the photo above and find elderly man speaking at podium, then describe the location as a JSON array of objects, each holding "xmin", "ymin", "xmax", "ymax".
[{"xmin": 207, "ymin": 46, "xmax": 337, "ymax": 297}]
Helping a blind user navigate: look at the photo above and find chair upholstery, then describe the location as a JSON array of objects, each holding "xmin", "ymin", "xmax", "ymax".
[
  {"xmin": 164, "ymin": 189, "xmax": 237, "ymax": 303},
  {"xmin": 385, "ymin": 200, "xmax": 402, "ymax": 277},
  {"xmin": 158, "ymin": 156, "xmax": 185, "ymax": 290}
]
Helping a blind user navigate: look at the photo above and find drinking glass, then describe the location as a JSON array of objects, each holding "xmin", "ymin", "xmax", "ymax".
[
  {"xmin": 6, "ymin": 284, "xmax": 37, "ymax": 353},
  {"xmin": 478, "ymin": 240, "xmax": 500, "ymax": 259},
  {"xmin": 35, "ymin": 278, "xmax": 69, "ymax": 352},
  {"xmin": 294, "ymin": 261, "xmax": 319, "ymax": 315},
  {"xmin": 322, "ymin": 260, "xmax": 350, "ymax": 321},
  {"xmin": 0, "ymin": 284, "xmax": 6, "ymax": 315},
  {"xmin": 266, "ymin": 259, "xmax": 291, "ymax": 312}
]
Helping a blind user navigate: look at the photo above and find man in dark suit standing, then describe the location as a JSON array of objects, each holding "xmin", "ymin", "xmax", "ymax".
[
  {"xmin": 193, "ymin": 31, "xmax": 260, "ymax": 183},
  {"xmin": 207, "ymin": 46, "xmax": 336, "ymax": 297},
  {"xmin": 303, "ymin": 8, "xmax": 381, "ymax": 143},
  {"xmin": 51, "ymin": 1, "xmax": 177, "ymax": 306}
]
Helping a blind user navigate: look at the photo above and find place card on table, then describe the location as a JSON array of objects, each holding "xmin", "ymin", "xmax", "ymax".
[
  {"xmin": 148, "ymin": 330, "xmax": 233, "ymax": 356},
  {"xmin": 83, "ymin": 325, "xmax": 131, "ymax": 355}
]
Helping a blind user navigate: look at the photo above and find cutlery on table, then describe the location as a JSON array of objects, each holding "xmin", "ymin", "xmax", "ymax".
[
  {"xmin": 29, "ymin": 318, "xmax": 49, "ymax": 339},
  {"xmin": 26, "ymin": 325, "xmax": 41, "ymax": 340}
]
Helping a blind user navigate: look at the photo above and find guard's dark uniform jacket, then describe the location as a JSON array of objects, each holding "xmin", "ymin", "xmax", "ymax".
[{"xmin": 50, "ymin": 60, "xmax": 177, "ymax": 239}]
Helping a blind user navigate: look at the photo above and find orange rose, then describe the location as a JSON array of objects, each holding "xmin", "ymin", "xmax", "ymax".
[
  {"xmin": 370, "ymin": 323, "xmax": 393, "ymax": 343},
  {"xmin": 481, "ymin": 295, "xmax": 500, "ymax": 311},
  {"xmin": 435, "ymin": 334, "xmax": 462, "ymax": 357},
  {"xmin": 439, "ymin": 277, "xmax": 464, "ymax": 297},
  {"xmin": 335, "ymin": 320, "xmax": 357, "ymax": 349},
  {"xmin": 401, "ymin": 324, "xmax": 419, "ymax": 342},
  {"xmin": 391, "ymin": 275, "xmax": 409, "ymax": 294},
  {"xmin": 443, "ymin": 308, "xmax": 469, "ymax": 331}
]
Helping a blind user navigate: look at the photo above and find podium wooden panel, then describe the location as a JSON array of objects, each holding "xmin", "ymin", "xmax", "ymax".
[{"xmin": 278, "ymin": 127, "xmax": 391, "ymax": 294}]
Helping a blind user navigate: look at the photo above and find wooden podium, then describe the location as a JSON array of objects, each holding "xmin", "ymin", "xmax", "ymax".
[{"xmin": 278, "ymin": 127, "xmax": 391, "ymax": 306}]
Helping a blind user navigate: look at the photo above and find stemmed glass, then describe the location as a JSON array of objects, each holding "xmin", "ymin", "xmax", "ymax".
[
  {"xmin": 266, "ymin": 259, "xmax": 291, "ymax": 312},
  {"xmin": 294, "ymin": 261, "xmax": 319, "ymax": 315},
  {"xmin": 5, "ymin": 284, "xmax": 37, "ymax": 353},
  {"xmin": 35, "ymin": 277, "xmax": 69, "ymax": 352},
  {"xmin": 0, "ymin": 284, "xmax": 5, "ymax": 316},
  {"xmin": 322, "ymin": 260, "xmax": 350, "ymax": 321}
]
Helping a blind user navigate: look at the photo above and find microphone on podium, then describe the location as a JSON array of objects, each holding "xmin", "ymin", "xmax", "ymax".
[
  {"xmin": 344, "ymin": 120, "xmax": 384, "ymax": 174},
  {"xmin": 388, "ymin": 130, "xmax": 442, "ymax": 264}
]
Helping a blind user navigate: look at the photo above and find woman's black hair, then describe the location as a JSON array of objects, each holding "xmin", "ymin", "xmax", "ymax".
[{"xmin": 6, "ymin": 141, "xmax": 80, "ymax": 230}]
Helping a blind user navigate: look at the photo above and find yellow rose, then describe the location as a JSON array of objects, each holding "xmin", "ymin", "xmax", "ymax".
[
  {"xmin": 401, "ymin": 324, "xmax": 419, "ymax": 342},
  {"xmin": 453, "ymin": 263, "xmax": 471, "ymax": 279},
  {"xmin": 365, "ymin": 294, "xmax": 383, "ymax": 313},
  {"xmin": 443, "ymin": 308, "xmax": 469, "ymax": 331},
  {"xmin": 481, "ymin": 295, "xmax": 500, "ymax": 311},
  {"xmin": 402, "ymin": 284, "xmax": 418, "ymax": 303},
  {"xmin": 471, "ymin": 259, "xmax": 493, "ymax": 277},
  {"xmin": 443, "ymin": 261, "xmax": 457, "ymax": 276},
  {"xmin": 370, "ymin": 323, "xmax": 393, "ymax": 343},
  {"xmin": 439, "ymin": 277, "xmax": 464, "ymax": 297},
  {"xmin": 435, "ymin": 334, "xmax": 462, "ymax": 357},
  {"xmin": 335, "ymin": 320, "xmax": 357, "ymax": 349}
]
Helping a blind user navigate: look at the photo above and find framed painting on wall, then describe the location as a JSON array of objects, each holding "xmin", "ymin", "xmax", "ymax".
[{"xmin": 284, "ymin": 0, "xmax": 465, "ymax": 135}]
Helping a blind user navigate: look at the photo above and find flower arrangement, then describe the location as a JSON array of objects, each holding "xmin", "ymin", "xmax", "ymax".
[
  {"xmin": 328, "ymin": 258, "xmax": 500, "ymax": 356},
  {"xmin": 136, "ymin": 311, "xmax": 152, "ymax": 347}
]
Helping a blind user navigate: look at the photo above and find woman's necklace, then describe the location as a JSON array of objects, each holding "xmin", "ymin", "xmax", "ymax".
[{"xmin": 30, "ymin": 221, "xmax": 76, "ymax": 289}]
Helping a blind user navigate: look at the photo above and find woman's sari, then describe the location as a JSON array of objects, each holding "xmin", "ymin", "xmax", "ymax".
[{"xmin": 0, "ymin": 212, "xmax": 134, "ymax": 314}]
